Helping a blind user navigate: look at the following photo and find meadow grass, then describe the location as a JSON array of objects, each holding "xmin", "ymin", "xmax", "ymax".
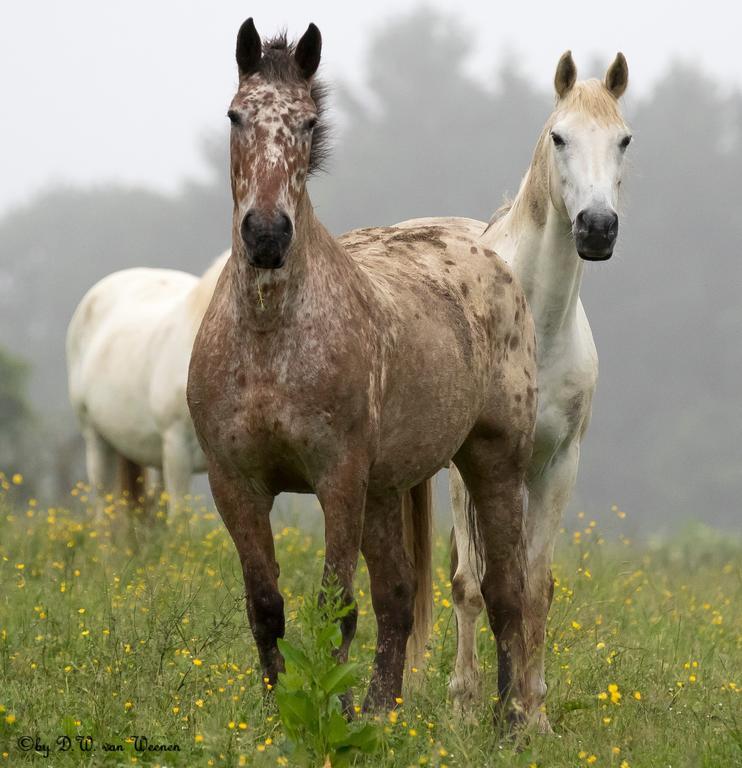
[{"xmin": 0, "ymin": 472, "xmax": 739, "ymax": 767}]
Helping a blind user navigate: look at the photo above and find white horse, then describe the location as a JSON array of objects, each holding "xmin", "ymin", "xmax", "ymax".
[
  {"xmin": 447, "ymin": 52, "xmax": 632, "ymax": 726},
  {"xmin": 66, "ymin": 252, "xmax": 229, "ymax": 514}
]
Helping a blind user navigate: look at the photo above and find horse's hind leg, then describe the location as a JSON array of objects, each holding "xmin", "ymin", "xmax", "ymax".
[
  {"xmin": 361, "ymin": 489, "xmax": 415, "ymax": 713},
  {"xmin": 82, "ymin": 425, "xmax": 117, "ymax": 519},
  {"xmin": 313, "ymin": 457, "xmax": 368, "ymax": 715},
  {"xmin": 454, "ymin": 429, "xmax": 540, "ymax": 729},
  {"xmin": 448, "ymin": 464, "xmax": 485, "ymax": 710},
  {"xmin": 147, "ymin": 468, "xmax": 165, "ymax": 519},
  {"xmin": 162, "ymin": 423, "xmax": 194, "ymax": 514},
  {"xmin": 207, "ymin": 463, "xmax": 282, "ymax": 685},
  {"xmin": 118, "ymin": 456, "xmax": 147, "ymax": 509},
  {"xmin": 315, "ymin": 457, "xmax": 367, "ymax": 670},
  {"xmin": 521, "ymin": 442, "xmax": 580, "ymax": 733}
]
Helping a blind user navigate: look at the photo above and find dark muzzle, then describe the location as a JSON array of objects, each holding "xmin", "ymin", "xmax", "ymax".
[
  {"xmin": 573, "ymin": 208, "xmax": 619, "ymax": 261},
  {"xmin": 241, "ymin": 209, "xmax": 293, "ymax": 269}
]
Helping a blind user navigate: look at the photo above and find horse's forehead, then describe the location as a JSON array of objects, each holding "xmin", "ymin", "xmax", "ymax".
[
  {"xmin": 235, "ymin": 83, "xmax": 313, "ymax": 118},
  {"xmin": 554, "ymin": 109, "xmax": 626, "ymax": 136}
]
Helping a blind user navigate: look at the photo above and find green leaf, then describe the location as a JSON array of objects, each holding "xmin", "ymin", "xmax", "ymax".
[
  {"xmin": 276, "ymin": 670, "xmax": 304, "ymax": 692},
  {"xmin": 317, "ymin": 623, "xmax": 342, "ymax": 650},
  {"xmin": 327, "ymin": 710, "xmax": 350, "ymax": 746},
  {"xmin": 319, "ymin": 662, "xmax": 360, "ymax": 696},
  {"xmin": 276, "ymin": 689, "xmax": 314, "ymax": 733},
  {"xmin": 343, "ymin": 723, "xmax": 380, "ymax": 753},
  {"xmin": 328, "ymin": 750, "xmax": 351, "ymax": 768},
  {"xmin": 277, "ymin": 638, "xmax": 313, "ymax": 676}
]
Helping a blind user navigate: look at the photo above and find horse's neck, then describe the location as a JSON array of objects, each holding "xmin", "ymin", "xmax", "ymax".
[
  {"xmin": 487, "ymin": 193, "xmax": 584, "ymax": 352},
  {"xmin": 229, "ymin": 193, "xmax": 359, "ymax": 330}
]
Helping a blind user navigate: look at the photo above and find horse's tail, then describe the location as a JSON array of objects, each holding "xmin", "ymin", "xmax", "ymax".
[
  {"xmin": 118, "ymin": 456, "xmax": 147, "ymax": 507},
  {"xmin": 402, "ymin": 478, "xmax": 433, "ymax": 673},
  {"xmin": 465, "ymin": 490, "xmax": 485, "ymax": 583}
]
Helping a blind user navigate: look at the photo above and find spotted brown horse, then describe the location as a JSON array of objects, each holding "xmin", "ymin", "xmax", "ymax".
[{"xmin": 187, "ymin": 18, "xmax": 541, "ymax": 722}]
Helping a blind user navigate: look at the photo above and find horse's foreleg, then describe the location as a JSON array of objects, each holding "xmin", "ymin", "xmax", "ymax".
[
  {"xmin": 162, "ymin": 423, "xmax": 193, "ymax": 513},
  {"xmin": 454, "ymin": 432, "xmax": 539, "ymax": 730},
  {"xmin": 208, "ymin": 464, "xmax": 281, "ymax": 685},
  {"xmin": 522, "ymin": 442, "xmax": 580, "ymax": 733},
  {"xmin": 448, "ymin": 464, "xmax": 485, "ymax": 710},
  {"xmin": 361, "ymin": 490, "xmax": 415, "ymax": 713}
]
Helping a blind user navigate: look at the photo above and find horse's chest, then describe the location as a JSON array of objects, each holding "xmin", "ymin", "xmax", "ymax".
[
  {"xmin": 196, "ymin": 356, "xmax": 370, "ymax": 490},
  {"xmin": 208, "ymin": 375, "xmax": 313, "ymax": 448},
  {"xmin": 532, "ymin": 368, "xmax": 593, "ymax": 469}
]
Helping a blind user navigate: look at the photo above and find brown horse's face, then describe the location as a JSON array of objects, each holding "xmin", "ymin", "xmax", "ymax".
[
  {"xmin": 228, "ymin": 20, "xmax": 322, "ymax": 270},
  {"xmin": 228, "ymin": 82, "xmax": 317, "ymax": 269}
]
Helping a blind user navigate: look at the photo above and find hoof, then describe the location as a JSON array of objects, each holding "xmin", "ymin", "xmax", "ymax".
[
  {"xmin": 529, "ymin": 709, "xmax": 553, "ymax": 734},
  {"xmin": 494, "ymin": 702, "xmax": 553, "ymax": 738},
  {"xmin": 448, "ymin": 673, "xmax": 482, "ymax": 711},
  {"xmin": 362, "ymin": 689, "xmax": 395, "ymax": 715},
  {"xmin": 340, "ymin": 690, "xmax": 355, "ymax": 719}
]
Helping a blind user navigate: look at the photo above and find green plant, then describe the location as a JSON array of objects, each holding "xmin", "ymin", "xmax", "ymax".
[{"xmin": 275, "ymin": 582, "xmax": 380, "ymax": 767}]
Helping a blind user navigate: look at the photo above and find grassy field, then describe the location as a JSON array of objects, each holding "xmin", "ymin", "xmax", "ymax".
[{"xmin": 0, "ymin": 472, "xmax": 740, "ymax": 767}]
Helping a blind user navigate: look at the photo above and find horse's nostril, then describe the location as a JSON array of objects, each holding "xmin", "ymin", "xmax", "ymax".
[
  {"xmin": 277, "ymin": 214, "xmax": 292, "ymax": 238},
  {"xmin": 241, "ymin": 210, "xmax": 258, "ymax": 237}
]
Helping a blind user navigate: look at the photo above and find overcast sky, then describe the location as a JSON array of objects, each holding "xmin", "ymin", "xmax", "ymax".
[{"xmin": 1, "ymin": 0, "xmax": 739, "ymax": 213}]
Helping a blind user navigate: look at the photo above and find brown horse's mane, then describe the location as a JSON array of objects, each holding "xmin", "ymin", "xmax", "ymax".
[{"xmin": 252, "ymin": 33, "xmax": 331, "ymax": 175}]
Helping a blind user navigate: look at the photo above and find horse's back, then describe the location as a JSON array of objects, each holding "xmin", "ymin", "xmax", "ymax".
[
  {"xmin": 68, "ymin": 268, "xmax": 196, "ymax": 352},
  {"xmin": 340, "ymin": 216, "xmax": 525, "ymax": 348},
  {"xmin": 339, "ymin": 218, "xmax": 535, "ymax": 487}
]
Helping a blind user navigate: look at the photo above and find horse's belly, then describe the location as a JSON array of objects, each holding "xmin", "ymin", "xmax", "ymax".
[
  {"xmin": 372, "ymin": 384, "xmax": 484, "ymax": 490},
  {"xmin": 86, "ymin": 393, "xmax": 164, "ymax": 467},
  {"xmin": 78, "ymin": 347, "xmax": 164, "ymax": 467}
]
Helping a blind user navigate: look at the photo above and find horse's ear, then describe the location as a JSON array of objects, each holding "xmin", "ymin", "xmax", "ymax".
[
  {"xmin": 554, "ymin": 50, "xmax": 577, "ymax": 98},
  {"xmin": 236, "ymin": 18, "xmax": 262, "ymax": 78},
  {"xmin": 295, "ymin": 23, "xmax": 322, "ymax": 79},
  {"xmin": 605, "ymin": 52, "xmax": 629, "ymax": 99}
]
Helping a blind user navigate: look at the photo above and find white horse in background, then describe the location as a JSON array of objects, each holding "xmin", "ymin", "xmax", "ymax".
[
  {"xmin": 66, "ymin": 251, "xmax": 229, "ymax": 514},
  {"xmin": 447, "ymin": 52, "xmax": 632, "ymax": 727}
]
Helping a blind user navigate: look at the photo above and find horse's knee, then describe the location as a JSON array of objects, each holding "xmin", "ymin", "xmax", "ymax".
[
  {"xmin": 340, "ymin": 603, "xmax": 358, "ymax": 642},
  {"xmin": 452, "ymin": 571, "xmax": 484, "ymax": 618},
  {"xmin": 249, "ymin": 588, "xmax": 285, "ymax": 645}
]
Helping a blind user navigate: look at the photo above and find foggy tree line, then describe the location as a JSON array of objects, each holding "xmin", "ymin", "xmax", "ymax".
[{"xmin": 1, "ymin": 8, "xmax": 740, "ymax": 528}]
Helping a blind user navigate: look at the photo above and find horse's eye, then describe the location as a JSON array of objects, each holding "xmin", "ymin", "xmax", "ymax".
[
  {"xmin": 303, "ymin": 117, "xmax": 318, "ymax": 132},
  {"xmin": 619, "ymin": 134, "xmax": 633, "ymax": 150},
  {"xmin": 227, "ymin": 110, "xmax": 242, "ymax": 127},
  {"xmin": 550, "ymin": 131, "xmax": 566, "ymax": 148}
]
